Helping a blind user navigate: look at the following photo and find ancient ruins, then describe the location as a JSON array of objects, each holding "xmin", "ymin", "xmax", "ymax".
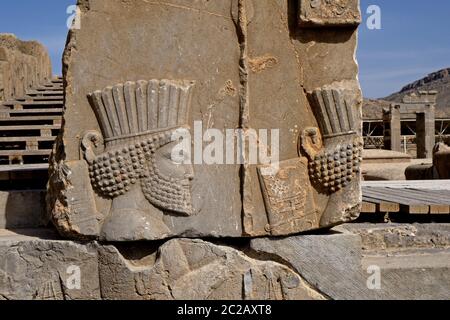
[
  {"xmin": 0, "ymin": 0, "xmax": 449, "ymax": 301},
  {"xmin": 47, "ymin": 0, "xmax": 363, "ymax": 241}
]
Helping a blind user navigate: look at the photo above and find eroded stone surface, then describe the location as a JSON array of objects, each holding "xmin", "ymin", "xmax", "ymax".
[
  {"xmin": 433, "ymin": 142, "xmax": 450, "ymax": 179},
  {"xmin": 342, "ymin": 223, "xmax": 450, "ymax": 300},
  {"xmin": 98, "ymin": 238, "xmax": 325, "ymax": 300},
  {"xmin": 48, "ymin": 0, "xmax": 362, "ymax": 241},
  {"xmin": 0, "ymin": 229, "xmax": 100, "ymax": 300},
  {"xmin": 0, "ymin": 226, "xmax": 449, "ymax": 300},
  {"xmin": 250, "ymin": 226, "xmax": 450, "ymax": 300},
  {"xmin": 0, "ymin": 34, "xmax": 52, "ymax": 102},
  {"xmin": 249, "ymin": 231, "xmax": 372, "ymax": 300},
  {"xmin": 298, "ymin": 0, "xmax": 362, "ymax": 27},
  {"xmin": 340, "ymin": 223, "xmax": 450, "ymax": 251}
]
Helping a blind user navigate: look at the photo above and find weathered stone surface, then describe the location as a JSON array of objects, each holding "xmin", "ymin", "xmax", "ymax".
[
  {"xmin": 48, "ymin": 0, "xmax": 362, "ymax": 241},
  {"xmin": 405, "ymin": 142, "xmax": 450, "ymax": 180},
  {"xmin": 0, "ymin": 229, "xmax": 100, "ymax": 300},
  {"xmin": 249, "ymin": 230, "xmax": 372, "ymax": 300},
  {"xmin": 98, "ymin": 238, "xmax": 325, "ymax": 300},
  {"xmin": 362, "ymin": 149, "xmax": 418, "ymax": 181},
  {"xmin": 341, "ymin": 223, "xmax": 450, "ymax": 251},
  {"xmin": 47, "ymin": 158, "xmax": 102, "ymax": 240},
  {"xmin": 0, "ymin": 225, "xmax": 448, "ymax": 300},
  {"xmin": 0, "ymin": 34, "xmax": 52, "ymax": 101},
  {"xmin": 405, "ymin": 162, "xmax": 436, "ymax": 180},
  {"xmin": 250, "ymin": 226, "xmax": 450, "ymax": 300},
  {"xmin": 341, "ymin": 223, "xmax": 450, "ymax": 300},
  {"xmin": 362, "ymin": 252, "xmax": 450, "ymax": 300},
  {"xmin": 298, "ymin": 0, "xmax": 361, "ymax": 27},
  {"xmin": 432, "ymin": 142, "xmax": 450, "ymax": 179}
]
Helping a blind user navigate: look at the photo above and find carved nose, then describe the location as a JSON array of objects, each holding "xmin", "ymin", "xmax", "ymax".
[
  {"xmin": 185, "ymin": 172, "xmax": 194, "ymax": 181},
  {"xmin": 184, "ymin": 166, "xmax": 194, "ymax": 181}
]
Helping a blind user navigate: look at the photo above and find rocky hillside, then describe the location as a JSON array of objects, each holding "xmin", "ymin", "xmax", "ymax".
[{"xmin": 363, "ymin": 68, "xmax": 450, "ymax": 119}]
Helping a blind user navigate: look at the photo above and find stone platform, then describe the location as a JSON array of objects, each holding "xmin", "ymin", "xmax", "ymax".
[{"xmin": 0, "ymin": 223, "xmax": 448, "ymax": 300}]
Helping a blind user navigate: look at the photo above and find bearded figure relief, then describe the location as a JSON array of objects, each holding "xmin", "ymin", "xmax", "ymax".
[{"xmin": 81, "ymin": 79, "xmax": 195, "ymax": 239}]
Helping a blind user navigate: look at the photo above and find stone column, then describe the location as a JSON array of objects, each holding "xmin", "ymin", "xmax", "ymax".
[
  {"xmin": 384, "ymin": 105, "xmax": 402, "ymax": 152},
  {"xmin": 416, "ymin": 104, "xmax": 435, "ymax": 159}
]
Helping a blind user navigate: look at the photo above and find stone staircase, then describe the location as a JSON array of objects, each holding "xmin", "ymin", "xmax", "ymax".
[
  {"xmin": 0, "ymin": 77, "xmax": 63, "ymax": 189},
  {"xmin": 0, "ymin": 77, "xmax": 63, "ymax": 229}
]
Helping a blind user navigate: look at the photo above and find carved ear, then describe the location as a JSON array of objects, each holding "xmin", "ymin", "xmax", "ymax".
[
  {"xmin": 301, "ymin": 127, "xmax": 323, "ymax": 159},
  {"xmin": 81, "ymin": 130, "xmax": 104, "ymax": 164}
]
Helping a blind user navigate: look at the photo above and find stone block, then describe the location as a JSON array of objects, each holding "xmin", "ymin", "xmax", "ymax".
[
  {"xmin": 0, "ymin": 229, "xmax": 100, "ymax": 300},
  {"xmin": 298, "ymin": 0, "xmax": 362, "ymax": 27},
  {"xmin": 249, "ymin": 231, "xmax": 374, "ymax": 300},
  {"xmin": 48, "ymin": 0, "xmax": 363, "ymax": 241},
  {"xmin": 98, "ymin": 238, "xmax": 325, "ymax": 300},
  {"xmin": 250, "ymin": 227, "xmax": 450, "ymax": 300}
]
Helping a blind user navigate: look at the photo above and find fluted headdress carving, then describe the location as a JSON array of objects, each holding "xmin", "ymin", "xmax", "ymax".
[
  {"xmin": 303, "ymin": 86, "xmax": 362, "ymax": 194},
  {"xmin": 88, "ymin": 79, "xmax": 195, "ymax": 147},
  {"xmin": 309, "ymin": 87, "xmax": 357, "ymax": 138},
  {"xmin": 83, "ymin": 79, "xmax": 195, "ymax": 216}
]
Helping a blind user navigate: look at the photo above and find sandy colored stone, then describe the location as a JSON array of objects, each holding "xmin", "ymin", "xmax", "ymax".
[
  {"xmin": 298, "ymin": 0, "xmax": 361, "ymax": 27},
  {"xmin": 48, "ymin": 0, "xmax": 363, "ymax": 241},
  {"xmin": 342, "ymin": 223, "xmax": 450, "ymax": 300},
  {"xmin": 0, "ymin": 34, "xmax": 52, "ymax": 101},
  {"xmin": 250, "ymin": 226, "xmax": 450, "ymax": 300},
  {"xmin": 249, "ymin": 231, "xmax": 372, "ymax": 300},
  {"xmin": 0, "ymin": 229, "xmax": 100, "ymax": 300},
  {"xmin": 98, "ymin": 238, "xmax": 325, "ymax": 300}
]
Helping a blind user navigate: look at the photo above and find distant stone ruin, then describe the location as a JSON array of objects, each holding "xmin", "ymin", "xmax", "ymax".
[
  {"xmin": 383, "ymin": 91, "xmax": 437, "ymax": 159},
  {"xmin": 0, "ymin": 34, "xmax": 52, "ymax": 102},
  {"xmin": 0, "ymin": 35, "xmax": 62, "ymax": 228}
]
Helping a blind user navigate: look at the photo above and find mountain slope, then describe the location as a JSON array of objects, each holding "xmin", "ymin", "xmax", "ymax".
[
  {"xmin": 384, "ymin": 68, "xmax": 450, "ymax": 118},
  {"xmin": 363, "ymin": 68, "xmax": 450, "ymax": 120}
]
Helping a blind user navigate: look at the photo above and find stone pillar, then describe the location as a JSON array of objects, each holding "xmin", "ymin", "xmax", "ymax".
[
  {"xmin": 384, "ymin": 105, "xmax": 401, "ymax": 152},
  {"xmin": 416, "ymin": 104, "xmax": 435, "ymax": 159},
  {"xmin": 47, "ymin": 0, "xmax": 364, "ymax": 241}
]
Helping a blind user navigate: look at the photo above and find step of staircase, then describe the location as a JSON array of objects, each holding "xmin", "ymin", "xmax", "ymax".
[
  {"xmin": 33, "ymin": 88, "xmax": 63, "ymax": 93},
  {"xmin": 24, "ymin": 91, "xmax": 63, "ymax": 97},
  {"xmin": 2, "ymin": 101, "xmax": 64, "ymax": 106},
  {"xmin": 0, "ymin": 150, "xmax": 52, "ymax": 156},
  {"xmin": 18, "ymin": 97, "xmax": 64, "ymax": 102},
  {"xmin": 4, "ymin": 108, "xmax": 63, "ymax": 114},
  {"xmin": 0, "ymin": 125, "xmax": 60, "ymax": 131},
  {"xmin": 0, "ymin": 136, "xmax": 56, "ymax": 142},
  {"xmin": 0, "ymin": 76, "xmax": 63, "ymax": 176},
  {"xmin": 0, "ymin": 115, "xmax": 61, "ymax": 122}
]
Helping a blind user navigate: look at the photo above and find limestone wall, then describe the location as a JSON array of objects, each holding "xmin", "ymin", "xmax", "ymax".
[{"xmin": 0, "ymin": 34, "xmax": 52, "ymax": 102}]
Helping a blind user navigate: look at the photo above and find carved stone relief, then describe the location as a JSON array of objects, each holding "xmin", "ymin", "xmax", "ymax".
[
  {"xmin": 299, "ymin": 0, "xmax": 362, "ymax": 27},
  {"xmin": 47, "ymin": 0, "xmax": 362, "ymax": 241},
  {"xmin": 302, "ymin": 86, "xmax": 363, "ymax": 194},
  {"xmin": 80, "ymin": 80, "xmax": 195, "ymax": 240},
  {"xmin": 257, "ymin": 158, "xmax": 318, "ymax": 235}
]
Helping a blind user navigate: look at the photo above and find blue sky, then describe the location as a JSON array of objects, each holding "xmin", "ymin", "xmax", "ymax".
[
  {"xmin": 359, "ymin": 0, "xmax": 450, "ymax": 98},
  {"xmin": 0, "ymin": 0, "xmax": 449, "ymax": 98}
]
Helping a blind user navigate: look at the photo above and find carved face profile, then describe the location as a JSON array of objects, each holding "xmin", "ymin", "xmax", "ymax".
[
  {"xmin": 82, "ymin": 79, "xmax": 195, "ymax": 216},
  {"xmin": 141, "ymin": 138, "xmax": 194, "ymax": 215}
]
